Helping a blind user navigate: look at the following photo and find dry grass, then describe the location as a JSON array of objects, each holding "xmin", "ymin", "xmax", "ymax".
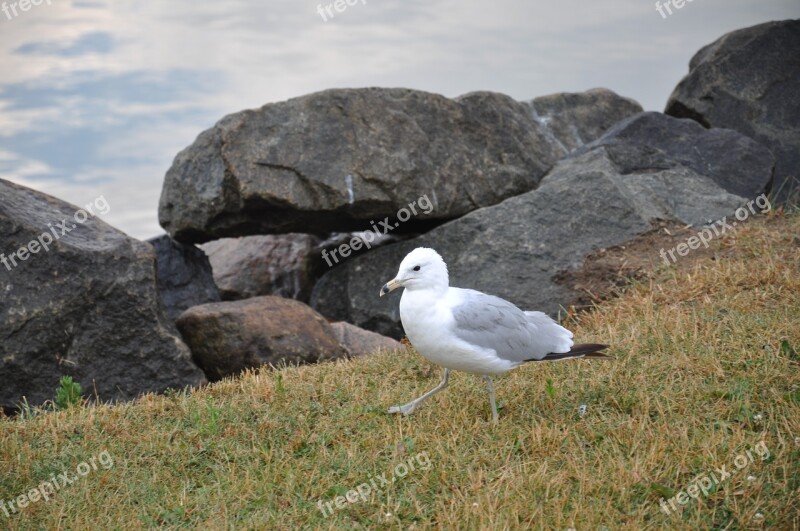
[{"xmin": 1, "ymin": 211, "xmax": 798, "ymax": 530}]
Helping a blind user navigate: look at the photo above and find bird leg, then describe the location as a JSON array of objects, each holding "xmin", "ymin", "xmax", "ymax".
[
  {"xmin": 482, "ymin": 375, "xmax": 499, "ymax": 425},
  {"xmin": 388, "ymin": 368, "xmax": 450, "ymax": 416}
]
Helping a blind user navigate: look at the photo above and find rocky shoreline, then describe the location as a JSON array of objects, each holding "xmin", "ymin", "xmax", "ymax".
[{"xmin": 1, "ymin": 20, "xmax": 797, "ymax": 412}]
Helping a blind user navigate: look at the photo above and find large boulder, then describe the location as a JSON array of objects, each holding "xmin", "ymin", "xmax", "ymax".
[
  {"xmin": 149, "ymin": 235, "xmax": 220, "ymax": 321},
  {"xmin": 159, "ymin": 87, "xmax": 645, "ymax": 243},
  {"xmin": 665, "ymin": 20, "xmax": 800, "ymax": 203},
  {"xmin": 311, "ymin": 113, "xmax": 774, "ymax": 338},
  {"xmin": 526, "ymin": 88, "xmax": 643, "ymax": 153},
  {"xmin": 175, "ymin": 296, "xmax": 348, "ymax": 381},
  {"xmin": 0, "ymin": 180, "xmax": 206, "ymax": 411},
  {"xmin": 201, "ymin": 234, "xmax": 321, "ymax": 302},
  {"xmin": 159, "ymin": 88, "xmax": 565, "ymax": 242}
]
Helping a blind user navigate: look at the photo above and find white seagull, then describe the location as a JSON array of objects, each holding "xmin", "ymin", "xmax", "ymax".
[{"xmin": 380, "ymin": 247, "xmax": 610, "ymax": 424}]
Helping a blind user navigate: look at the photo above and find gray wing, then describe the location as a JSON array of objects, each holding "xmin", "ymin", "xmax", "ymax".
[{"xmin": 451, "ymin": 288, "xmax": 572, "ymax": 362}]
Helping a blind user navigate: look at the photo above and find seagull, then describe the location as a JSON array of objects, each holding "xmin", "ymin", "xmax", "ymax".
[{"xmin": 380, "ymin": 247, "xmax": 610, "ymax": 424}]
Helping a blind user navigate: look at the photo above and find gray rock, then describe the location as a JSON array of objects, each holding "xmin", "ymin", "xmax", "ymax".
[
  {"xmin": 149, "ymin": 235, "xmax": 220, "ymax": 321},
  {"xmin": 311, "ymin": 114, "xmax": 771, "ymax": 338},
  {"xmin": 175, "ymin": 296, "xmax": 348, "ymax": 381},
  {"xmin": 329, "ymin": 321, "xmax": 404, "ymax": 357},
  {"xmin": 665, "ymin": 19, "xmax": 800, "ymax": 203},
  {"xmin": 159, "ymin": 88, "xmax": 565, "ymax": 242},
  {"xmin": 201, "ymin": 234, "xmax": 321, "ymax": 302},
  {"xmin": 526, "ymin": 88, "xmax": 643, "ymax": 153},
  {"xmin": 159, "ymin": 87, "xmax": 645, "ymax": 244},
  {"xmin": 0, "ymin": 179, "xmax": 206, "ymax": 411},
  {"xmin": 575, "ymin": 112, "xmax": 775, "ymax": 200}
]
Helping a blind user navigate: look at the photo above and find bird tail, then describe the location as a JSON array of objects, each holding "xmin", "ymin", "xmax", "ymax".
[{"xmin": 527, "ymin": 343, "xmax": 611, "ymax": 362}]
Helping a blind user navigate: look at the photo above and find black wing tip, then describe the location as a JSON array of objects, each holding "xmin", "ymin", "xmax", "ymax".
[
  {"xmin": 573, "ymin": 343, "xmax": 609, "ymax": 351},
  {"xmin": 529, "ymin": 343, "xmax": 613, "ymax": 362},
  {"xmin": 573, "ymin": 343, "xmax": 613, "ymax": 359}
]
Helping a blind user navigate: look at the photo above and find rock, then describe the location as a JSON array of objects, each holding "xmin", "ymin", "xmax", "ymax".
[
  {"xmin": 175, "ymin": 296, "xmax": 348, "ymax": 381},
  {"xmin": 0, "ymin": 179, "xmax": 206, "ymax": 411},
  {"xmin": 149, "ymin": 235, "xmax": 220, "ymax": 321},
  {"xmin": 665, "ymin": 20, "xmax": 800, "ymax": 203},
  {"xmin": 201, "ymin": 234, "xmax": 321, "ymax": 302},
  {"xmin": 526, "ymin": 88, "xmax": 643, "ymax": 153},
  {"xmin": 311, "ymin": 113, "xmax": 772, "ymax": 338},
  {"xmin": 159, "ymin": 87, "xmax": 645, "ymax": 244},
  {"xmin": 159, "ymin": 88, "xmax": 565, "ymax": 242},
  {"xmin": 575, "ymin": 112, "xmax": 775, "ymax": 200},
  {"xmin": 329, "ymin": 321, "xmax": 404, "ymax": 357}
]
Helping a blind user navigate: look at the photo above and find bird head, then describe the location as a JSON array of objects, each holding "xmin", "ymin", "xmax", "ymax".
[{"xmin": 380, "ymin": 247, "xmax": 449, "ymax": 297}]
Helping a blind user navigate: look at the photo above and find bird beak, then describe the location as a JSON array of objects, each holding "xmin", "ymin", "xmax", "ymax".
[{"xmin": 380, "ymin": 278, "xmax": 403, "ymax": 297}]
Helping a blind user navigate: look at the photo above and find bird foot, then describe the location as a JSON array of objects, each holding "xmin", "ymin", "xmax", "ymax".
[{"xmin": 387, "ymin": 404, "xmax": 416, "ymax": 416}]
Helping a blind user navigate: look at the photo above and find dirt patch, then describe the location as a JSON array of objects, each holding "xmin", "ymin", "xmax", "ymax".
[{"xmin": 554, "ymin": 218, "xmax": 746, "ymax": 312}]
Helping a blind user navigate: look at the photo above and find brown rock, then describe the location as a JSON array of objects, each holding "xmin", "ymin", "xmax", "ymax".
[
  {"xmin": 176, "ymin": 296, "xmax": 347, "ymax": 381},
  {"xmin": 201, "ymin": 234, "xmax": 320, "ymax": 302},
  {"xmin": 330, "ymin": 322, "xmax": 404, "ymax": 357}
]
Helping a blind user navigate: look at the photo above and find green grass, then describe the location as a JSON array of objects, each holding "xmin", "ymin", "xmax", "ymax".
[{"xmin": 1, "ymin": 211, "xmax": 799, "ymax": 530}]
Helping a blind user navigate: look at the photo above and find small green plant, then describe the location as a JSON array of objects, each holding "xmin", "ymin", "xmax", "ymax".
[
  {"xmin": 780, "ymin": 339, "xmax": 799, "ymax": 361},
  {"xmin": 190, "ymin": 397, "xmax": 222, "ymax": 438},
  {"xmin": 16, "ymin": 396, "xmax": 38, "ymax": 420},
  {"xmin": 55, "ymin": 376, "xmax": 83, "ymax": 410},
  {"xmin": 274, "ymin": 372, "xmax": 286, "ymax": 395},
  {"xmin": 545, "ymin": 378, "xmax": 557, "ymax": 399}
]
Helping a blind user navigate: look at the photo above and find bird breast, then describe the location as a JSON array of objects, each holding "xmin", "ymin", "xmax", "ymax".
[{"xmin": 398, "ymin": 290, "xmax": 516, "ymax": 375}]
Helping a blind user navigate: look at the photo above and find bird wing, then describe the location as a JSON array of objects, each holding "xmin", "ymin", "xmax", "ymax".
[{"xmin": 450, "ymin": 288, "xmax": 573, "ymax": 362}]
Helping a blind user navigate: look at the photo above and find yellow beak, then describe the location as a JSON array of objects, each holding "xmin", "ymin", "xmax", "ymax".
[{"xmin": 380, "ymin": 278, "xmax": 403, "ymax": 297}]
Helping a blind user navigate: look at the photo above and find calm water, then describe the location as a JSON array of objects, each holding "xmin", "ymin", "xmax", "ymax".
[{"xmin": 1, "ymin": 0, "xmax": 797, "ymax": 239}]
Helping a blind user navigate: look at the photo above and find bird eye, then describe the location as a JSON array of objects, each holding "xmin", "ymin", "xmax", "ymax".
[{"xmin": 413, "ymin": 265, "xmax": 421, "ymax": 271}]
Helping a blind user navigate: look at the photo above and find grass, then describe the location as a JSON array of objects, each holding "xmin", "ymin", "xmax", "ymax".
[{"xmin": 1, "ymin": 211, "xmax": 799, "ymax": 530}]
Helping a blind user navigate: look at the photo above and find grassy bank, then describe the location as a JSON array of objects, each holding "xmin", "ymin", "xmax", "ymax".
[{"xmin": 1, "ymin": 211, "xmax": 798, "ymax": 530}]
